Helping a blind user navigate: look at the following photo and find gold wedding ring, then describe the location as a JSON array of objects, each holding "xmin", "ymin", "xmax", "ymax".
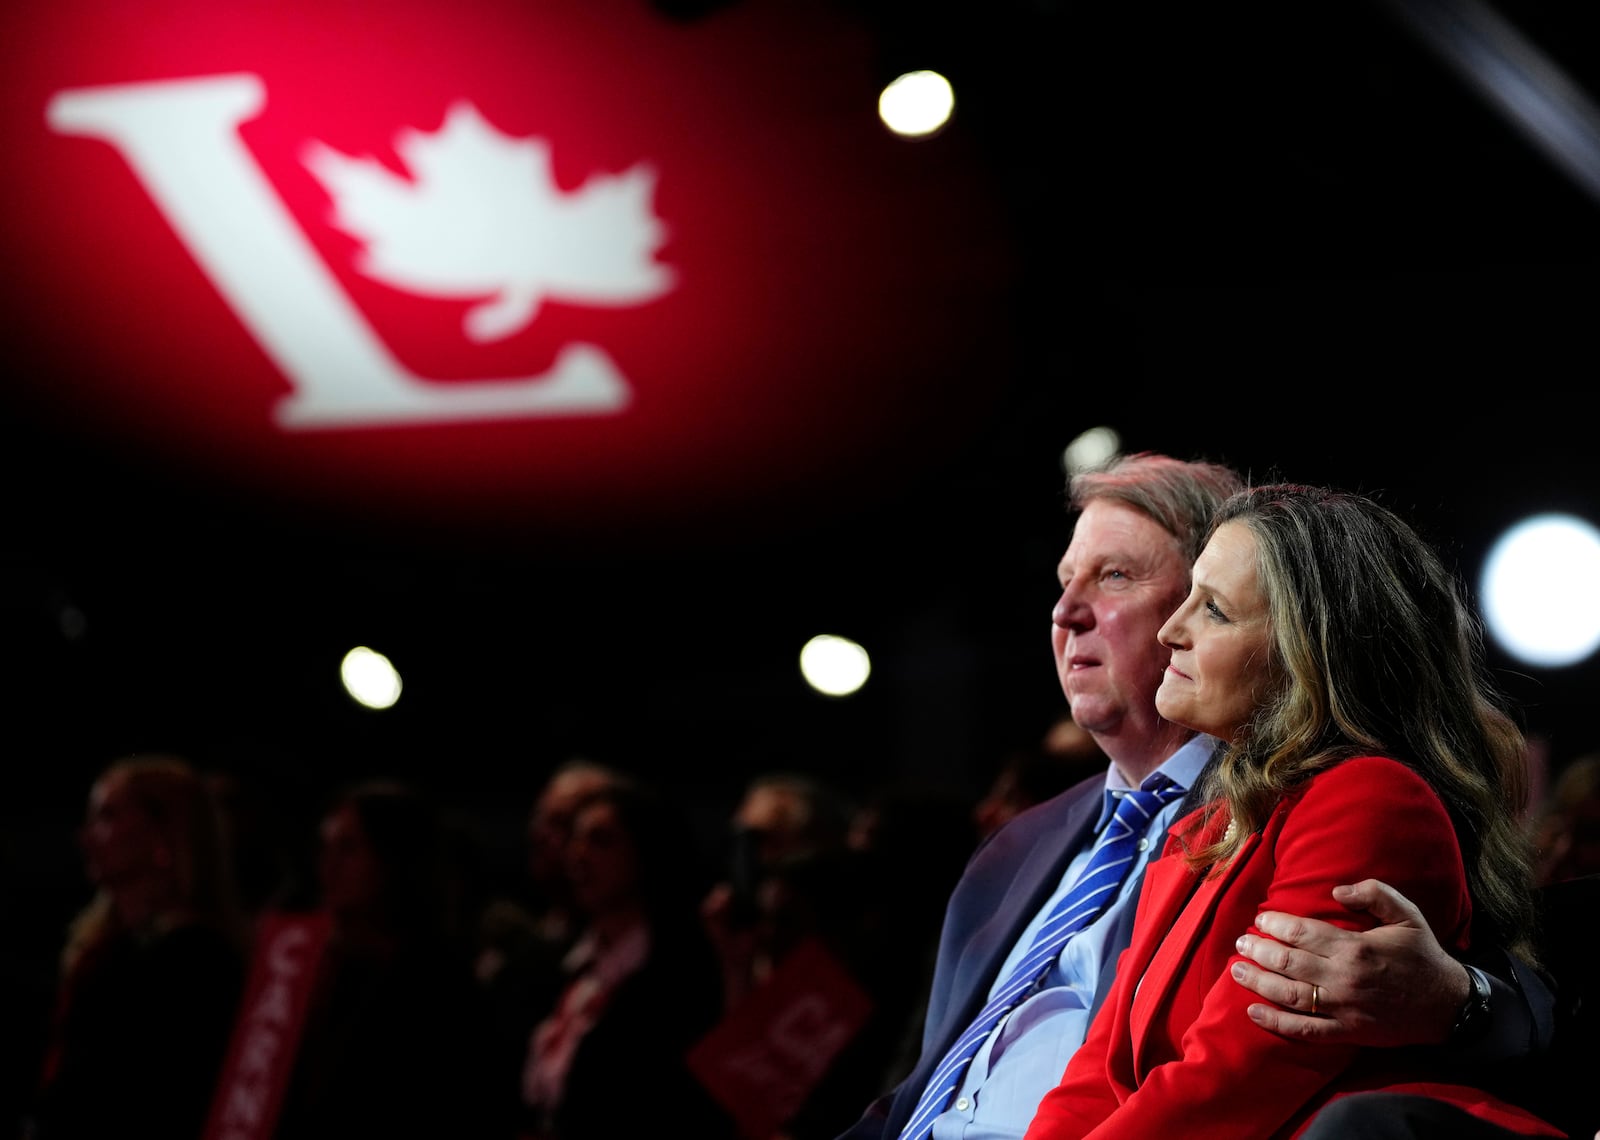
[{"xmin": 1311, "ymin": 984, "xmax": 1321, "ymax": 1015}]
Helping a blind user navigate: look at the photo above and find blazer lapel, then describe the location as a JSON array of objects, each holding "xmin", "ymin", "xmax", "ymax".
[
  {"xmin": 1127, "ymin": 826, "xmax": 1263, "ymax": 1074},
  {"xmin": 1004, "ymin": 789, "xmax": 1104, "ymax": 944}
]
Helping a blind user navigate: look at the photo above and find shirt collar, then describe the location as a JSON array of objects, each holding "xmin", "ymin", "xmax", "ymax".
[{"xmin": 1094, "ymin": 733, "xmax": 1217, "ymax": 831}]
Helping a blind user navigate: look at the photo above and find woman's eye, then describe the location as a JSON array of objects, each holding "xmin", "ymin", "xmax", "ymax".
[{"xmin": 1205, "ymin": 600, "xmax": 1228, "ymax": 622}]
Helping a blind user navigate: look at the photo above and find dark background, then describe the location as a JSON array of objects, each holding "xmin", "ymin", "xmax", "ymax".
[
  {"xmin": 5, "ymin": 0, "xmax": 1600, "ymax": 900},
  {"xmin": 5, "ymin": 0, "xmax": 1600, "ymax": 1128}
]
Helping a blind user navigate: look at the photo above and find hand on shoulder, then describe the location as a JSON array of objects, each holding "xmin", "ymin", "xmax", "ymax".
[{"xmin": 1229, "ymin": 878, "xmax": 1469, "ymax": 1047}]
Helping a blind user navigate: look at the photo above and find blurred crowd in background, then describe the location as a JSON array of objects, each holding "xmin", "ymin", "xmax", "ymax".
[{"xmin": 1, "ymin": 707, "xmax": 1595, "ymax": 1140}]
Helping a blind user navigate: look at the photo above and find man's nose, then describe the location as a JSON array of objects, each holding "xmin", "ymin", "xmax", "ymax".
[{"xmin": 1054, "ymin": 585, "xmax": 1090, "ymax": 630}]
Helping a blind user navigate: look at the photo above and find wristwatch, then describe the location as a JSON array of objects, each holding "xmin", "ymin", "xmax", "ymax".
[{"xmin": 1449, "ymin": 964, "xmax": 1493, "ymax": 1043}]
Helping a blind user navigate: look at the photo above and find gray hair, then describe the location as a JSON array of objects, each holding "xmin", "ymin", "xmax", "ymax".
[{"xmin": 1069, "ymin": 451, "xmax": 1246, "ymax": 566}]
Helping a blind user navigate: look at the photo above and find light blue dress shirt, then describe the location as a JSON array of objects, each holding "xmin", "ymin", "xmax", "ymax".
[{"xmin": 925, "ymin": 733, "xmax": 1216, "ymax": 1140}]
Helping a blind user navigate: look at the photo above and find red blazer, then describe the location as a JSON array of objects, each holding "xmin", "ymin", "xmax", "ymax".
[{"xmin": 1023, "ymin": 755, "xmax": 1562, "ymax": 1140}]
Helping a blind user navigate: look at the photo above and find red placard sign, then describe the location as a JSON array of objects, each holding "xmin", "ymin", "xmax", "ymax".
[{"xmin": 687, "ymin": 936, "xmax": 875, "ymax": 1140}]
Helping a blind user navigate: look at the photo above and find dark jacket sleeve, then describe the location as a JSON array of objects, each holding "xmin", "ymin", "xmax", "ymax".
[
  {"xmin": 1454, "ymin": 944, "xmax": 1554, "ymax": 1064},
  {"xmin": 1468, "ymin": 873, "xmax": 1600, "ymax": 1140}
]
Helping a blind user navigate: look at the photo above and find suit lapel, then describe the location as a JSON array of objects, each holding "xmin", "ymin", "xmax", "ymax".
[{"xmin": 946, "ymin": 788, "xmax": 1103, "ymax": 1035}]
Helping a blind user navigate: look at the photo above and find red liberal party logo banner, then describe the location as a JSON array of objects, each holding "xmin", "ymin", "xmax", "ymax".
[{"xmin": 2, "ymin": 0, "xmax": 1018, "ymax": 534}]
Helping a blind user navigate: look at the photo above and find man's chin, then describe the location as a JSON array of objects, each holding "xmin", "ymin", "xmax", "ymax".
[{"xmin": 1062, "ymin": 697, "xmax": 1115, "ymax": 736}]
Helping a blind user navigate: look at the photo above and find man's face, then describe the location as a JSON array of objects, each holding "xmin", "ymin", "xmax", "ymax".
[{"xmin": 1052, "ymin": 499, "xmax": 1192, "ymax": 740}]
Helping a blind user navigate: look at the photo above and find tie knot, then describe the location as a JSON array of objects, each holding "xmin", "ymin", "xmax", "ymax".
[{"xmin": 1106, "ymin": 776, "xmax": 1186, "ymax": 829}]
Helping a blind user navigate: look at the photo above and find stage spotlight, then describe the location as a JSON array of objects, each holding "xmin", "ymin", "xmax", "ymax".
[
  {"xmin": 1480, "ymin": 512, "xmax": 1600, "ymax": 668},
  {"xmin": 1062, "ymin": 426, "xmax": 1121, "ymax": 475},
  {"xmin": 878, "ymin": 69, "xmax": 955, "ymax": 138},
  {"xmin": 341, "ymin": 645, "xmax": 404, "ymax": 710},
  {"xmin": 799, "ymin": 633, "xmax": 871, "ymax": 697}
]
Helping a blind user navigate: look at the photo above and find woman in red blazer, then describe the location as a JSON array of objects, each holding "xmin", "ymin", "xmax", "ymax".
[{"xmin": 1024, "ymin": 484, "xmax": 1561, "ymax": 1140}]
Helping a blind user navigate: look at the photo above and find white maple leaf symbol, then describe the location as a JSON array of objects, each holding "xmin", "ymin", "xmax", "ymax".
[{"xmin": 302, "ymin": 103, "xmax": 676, "ymax": 342}]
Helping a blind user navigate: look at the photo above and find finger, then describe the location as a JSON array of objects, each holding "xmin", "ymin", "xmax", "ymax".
[
  {"xmin": 1230, "ymin": 958, "xmax": 1317, "ymax": 1009},
  {"xmin": 1233, "ymin": 932, "xmax": 1315, "ymax": 978},
  {"xmin": 1245, "ymin": 1002, "xmax": 1344, "ymax": 1042},
  {"xmin": 1328, "ymin": 878, "xmax": 1428, "ymax": 928},
  {"xmin": 1251, "ymin": 910, "xmax": 1351, "ymax": 957}
]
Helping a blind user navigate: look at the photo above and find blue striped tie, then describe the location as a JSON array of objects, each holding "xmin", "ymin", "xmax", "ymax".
[{"xmin": 896, "ymin": 774, "xmax": 1186, "ymax": 1140}]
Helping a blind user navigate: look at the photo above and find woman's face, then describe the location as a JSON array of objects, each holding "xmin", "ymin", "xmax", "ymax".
[
  {"xmin": 1155, "ymin": 521, "xmax": 1276, "ymax": 743},
  {"xmin": 79, "ymin": 768, "xmax": 164, "ymax": 888},
  {"xmin": 565, "ymin": 800, "xmax": 640, "ymax": 916}
]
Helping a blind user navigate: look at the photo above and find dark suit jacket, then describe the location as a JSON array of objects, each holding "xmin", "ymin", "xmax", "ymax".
[
  {"xmin": 836, "ymin": 754, "xmax": 1556, "ymax": 1140},
  {"xmin": 1480, "ymin": 872, "xmax": 1600, "ymax": 1140},
  {"xmin": 835, "ymin": 768, "xmax": 1159, "ymax": 1140}
]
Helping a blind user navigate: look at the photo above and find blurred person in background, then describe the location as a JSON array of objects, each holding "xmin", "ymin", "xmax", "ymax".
[
  {"xmin": 272, "ymin": 778, "xmax": 505, "ymax": 1140},
  {"xmin": 477, "ymin": 757, "xmax": 629, "ymax": 1109},
  {"xmin": 1532, "ymin": 752, "xmax": 1600, "ymax": 886},
  {"xmin": 517, "ymin": 777, "xmax": 732, "ymax": 1140},
  {"xmin": 701, "ymin": 771, "xmax": 855, "ymax": 1011},
  {"xmin": 24, "ymin": 753, "xmax": 248, "ymax": 1140},
  {"xmin": 518, "ymin": 758, "xmax": 630, "ymax": 968}
]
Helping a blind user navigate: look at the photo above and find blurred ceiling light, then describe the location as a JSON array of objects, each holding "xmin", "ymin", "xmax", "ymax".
[
  {"xmin": 1382, "ymin": 0, "xmax": 1600, "ymax": 208},
  {"xmin": 878, "ymin": 69, "xmax": 955, "ymax": 138},
  {"xmin": 1062, "ymin": 426, "xmax": 1122, "ymax": 474},
  {"xmin": 341, "ymin": 645, "xmax": 404, "ymax": 709},
  {"xmin": 799, "ymin": 633, "xmax": 872, "ymax": 697},
  {"xmin": 1480, "ymin": 512, "xmax": 1600, "ymax": 667}
]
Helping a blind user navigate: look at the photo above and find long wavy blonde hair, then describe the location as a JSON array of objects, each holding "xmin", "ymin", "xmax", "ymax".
[
  {"xmin": 61, "ymin": 754, "xmax": 246, "ymax": 976},
  {"xmin": 1180, "ymin": 485, "xmax": 1540, "ymax": 963}
]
